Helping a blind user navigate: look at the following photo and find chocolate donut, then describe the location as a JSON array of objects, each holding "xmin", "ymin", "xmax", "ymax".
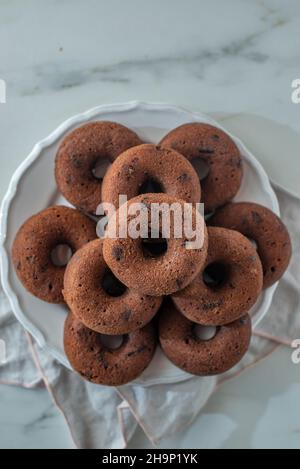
[
  {"xmin": 101, "ymin": 144, "xmax": 201, "ymax": 208},
  {"xmin": 55, "ymin": 121, "xmax": 142, "ymax": 214},
  {"xmin": 12, "ymin": 206, "xmax": 96, "ymax": 303},
  {"xmin": 103, "ymin": 193, "xmax": 208, "ymax": 296},
  {"xmin": 63, "ymin": 238, "xmax": 162, "ymax": 334},
  {"xmin": 159, "ymin": 302, "xmax": 252, "ymax": 376},
  {"xmin": 64, "ymin": 312, "xmax": 156, "ymax": 386},
  {"xmin": 160, "ymin": 123, "xmax": 243, "ymax": 213},
  {"xmin": 209, "ymin": 202, "xmax": 292, "ymax": 288},
  {"xmin": 172, "ymin": 227, "xmax": 263, "ymax": 326}
]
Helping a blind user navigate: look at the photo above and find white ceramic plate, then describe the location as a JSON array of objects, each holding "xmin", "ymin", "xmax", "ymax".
[{"xmin": 0, "ymin": 102, "xmax": 279, "ymax": 386}]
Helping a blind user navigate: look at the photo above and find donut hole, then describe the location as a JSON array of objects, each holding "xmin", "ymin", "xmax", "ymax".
[
  {"xmin": 193, "ymin": 324, "xmax": 218, "ymax": 341},
  {"xmin": 91, "ymin": 156, "xmax": 111, "ymax": 181},
  {"xmin": 138, "ymin": 177, "xmax": 164, "ymax": 195},
  {"xmin": 203, "ymin": 262, "xmax": 229, "ymax": 289},
  {"xmin": 99, "ymin": 334, "xmax": 124, "ymax": 350},
  {"xmin": 51, "ymin": 244, "xmax": 73, "ymax": 267},
  {"xmin": 191, "ymin": 158, "xmax": 210, "ymax": 181},
  {"xmin": 101, "ymin": 268, "xmax": 127, "ymax": 297},
  {"xmin": 141, "ymin": 232, "xmax": 168, "ymax": 258}
]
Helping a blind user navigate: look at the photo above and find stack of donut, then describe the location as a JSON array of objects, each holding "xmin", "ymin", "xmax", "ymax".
[{"xmin": 12, "ymin": 121, "xmax": 292, "ymax": 386}]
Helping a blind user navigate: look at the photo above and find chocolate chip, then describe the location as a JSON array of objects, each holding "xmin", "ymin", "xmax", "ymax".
[
  {"xmin": 98, "ymin": 351, "xmax": 109, "ymax": 370},
  {"xmin": 122, "ymin": 309, "xmax": 132, "ymax": 321},
  {"xmin": 251, "ymin": 211, "xmax": 263, "ymax": 224},
  {"xmin": 26, "ymin": 255, "xmax": 35, "ymax": 263},
  {"xmin": 71, "ymin": 155, "xmax": 82, "ymax": 168},
  {"xmin": 112, "ymin": 246, "xmax": 124, "ymax": 261},
  {"xmin": 202, "ymin": 299, "xmax": 224, "ymax": 310},
  {"xmin": 127, "ymin": 345, "xmax": 147, "ymax": 357}
]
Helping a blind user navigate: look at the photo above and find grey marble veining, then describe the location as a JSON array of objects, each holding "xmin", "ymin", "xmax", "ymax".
[
  {"xmin": 0, "ymin": 385, "xmax": 73, "ymax": 448},
  {"xmin": 0, "ymin": 0, "xmax": 299, "ymax": 131}
]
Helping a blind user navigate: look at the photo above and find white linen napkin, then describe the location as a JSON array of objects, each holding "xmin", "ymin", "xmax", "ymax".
[{"xmin": 0, "ymin": 184, "xmax": 299, "ymax": 449}]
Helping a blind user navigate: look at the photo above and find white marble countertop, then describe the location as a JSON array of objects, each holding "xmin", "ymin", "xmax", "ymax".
[{"xmin": 0, "ymin": 0, "xmax": 300, "ymax": 449}]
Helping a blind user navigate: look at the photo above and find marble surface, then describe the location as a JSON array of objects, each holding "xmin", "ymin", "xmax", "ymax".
[{"xmin": 0, "ymin": 0, "xmax": 300, "ymax": 449}]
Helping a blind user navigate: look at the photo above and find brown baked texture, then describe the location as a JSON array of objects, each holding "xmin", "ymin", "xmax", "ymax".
[
  {"xmin": 103, "ymin": 193, "xmax": 208, "ymax": 296},
  {"xmin": 172, "ymin": 227, "xmax": 263, "ymax": 325},
  {"xmin": 209, "ymin": 202, "xmax": 292, "ymax": 288},
  {"xmin": 160, "ymin": 122, "xmax": 243, "ymax": 213},
  {"xmin": 12, "ymin": 205, "xmax": 96, "ymax": 303},
  {"xmin": 159, "ymin": 302, "xmax": 252, "ymax": 376},
  {"xmin": 63, "ymin": 238, "xmax": 162, "ymax": 334},
  {"xmin": 101, "ymin": 143, "xmax": 201, "ymax": 208},
  {"xmin": 64, "ymin": 312, "xmax": 157, "ymax": 386},
  {"xmin": 55, "ymin": 121, "xmax": 142, "ymax": 214}
]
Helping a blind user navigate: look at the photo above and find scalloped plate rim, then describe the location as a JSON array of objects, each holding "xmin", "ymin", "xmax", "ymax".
[{"xmin": 0, "ymin": 101, "xmax": 279, "ymax": 385}]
